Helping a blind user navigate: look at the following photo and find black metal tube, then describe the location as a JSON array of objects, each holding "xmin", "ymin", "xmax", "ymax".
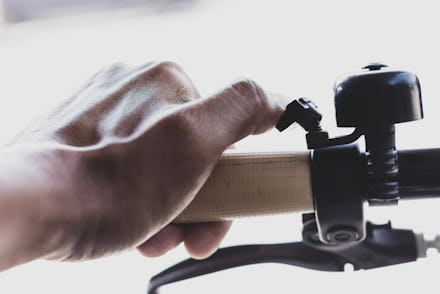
[{"xmin": 397, "ymin": 148, "xmax": 440, "ymax": 200}]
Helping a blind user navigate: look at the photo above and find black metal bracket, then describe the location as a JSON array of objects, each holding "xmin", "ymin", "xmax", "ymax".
[{"xmin": 311, "ymin": 144, "xmax": 366, "ymax": 245}]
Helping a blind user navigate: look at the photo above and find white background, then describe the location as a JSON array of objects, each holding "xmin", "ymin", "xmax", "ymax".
[{"xmin": 0, "ymin": 0, "xmax": 440, "ymax": 293}]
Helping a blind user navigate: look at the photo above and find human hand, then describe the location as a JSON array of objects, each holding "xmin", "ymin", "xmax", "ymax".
[{"xmin": 7, "ymin": 61, "xmax": 287, "ymax": 263}]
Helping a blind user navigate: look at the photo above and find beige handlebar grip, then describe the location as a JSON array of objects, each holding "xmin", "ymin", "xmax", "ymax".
[{"xmin": 175, "ymin": 151, "xmax": 314, "ymax": 223}]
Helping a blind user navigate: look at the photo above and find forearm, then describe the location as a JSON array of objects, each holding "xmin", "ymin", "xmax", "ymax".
[{"xmin": 0, "ymin": 144, "xmax": 79, "ymax": 270}]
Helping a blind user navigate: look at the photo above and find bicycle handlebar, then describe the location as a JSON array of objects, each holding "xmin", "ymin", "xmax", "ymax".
[{"xmin": 175, "ymin": 148, "xmax": 440, "ymax": 223}]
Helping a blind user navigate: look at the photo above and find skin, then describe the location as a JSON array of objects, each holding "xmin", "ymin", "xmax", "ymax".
[{"xmin": 0, "ymin": 61, "xmax": 288, "ymax": 271}]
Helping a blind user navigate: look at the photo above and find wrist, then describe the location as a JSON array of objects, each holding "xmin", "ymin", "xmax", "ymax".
[{"xmin": 0, "ymin": 143, "xmax": 84, "ymax": 269}]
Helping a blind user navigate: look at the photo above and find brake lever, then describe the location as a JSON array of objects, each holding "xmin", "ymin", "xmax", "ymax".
[
  {"xmin": 148, "ymin": 221, "xmax": 439, "ymax": 294},
  {"xmin": 148, "ymin": 243, "xmax": 339, "ymax": 294}
]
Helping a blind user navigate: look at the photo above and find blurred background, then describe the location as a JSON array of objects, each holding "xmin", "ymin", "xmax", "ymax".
[{"xmin": 0, "ymin": 0, "xmax": 439, "ymax": 293}]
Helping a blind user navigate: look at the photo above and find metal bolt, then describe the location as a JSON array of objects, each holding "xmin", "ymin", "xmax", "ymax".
[
  {"xmin": 327, "ymin": 228, "xmax": 359, "ymax": 244},
  {"xmin": 362, "ymin": 63, "xmax": 388, "ymax": 71}
]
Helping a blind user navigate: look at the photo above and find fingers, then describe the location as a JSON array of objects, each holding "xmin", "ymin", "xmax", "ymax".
[
  {"xmin": 184, "ymin": 221, "xmax": 232, "ymax": 259},
  {"xmin": 137, "ymin": 224, "xmax": 185, "ymax": 258},
  {"xmin": 181, "ymin": 79, "xmax": 289, "ymax": 153},
  {"xmin": 137, "ymin": 221, "xmax": 232, "ymax": 259}
]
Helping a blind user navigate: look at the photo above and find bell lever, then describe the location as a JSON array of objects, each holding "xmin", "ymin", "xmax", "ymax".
[{"xmin": 276, "ymin": 98, "xmax": 363, "ymax": 149}]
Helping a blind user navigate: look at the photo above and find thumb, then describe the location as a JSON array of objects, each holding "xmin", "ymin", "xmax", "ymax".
[{"xmin": 181, "ymin": 79, "xmax": 289, "ymax": 153}]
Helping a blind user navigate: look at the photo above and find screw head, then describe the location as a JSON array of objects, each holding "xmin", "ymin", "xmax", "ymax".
[
  {"xmin": 362, "ymin": 62, "xmax": 388, "ymax": 71},
  {"xmin": 327, "ymin": 228, "xmax": 359, "ymax": 244}
]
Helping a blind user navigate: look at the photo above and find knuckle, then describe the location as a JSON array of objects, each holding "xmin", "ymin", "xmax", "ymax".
[
  {"xmin": 155, "ymin": 60, "xmax": 184, "ymax": 71},
  {"xmin": 231, "ymin": 78, "xmax": 269, "ymax": 112},
  {"xmin": 137, "ymin": 61, "xmax": 198, "ymax": 101},
  {"xmin": 148, "ymin": 60, "xmax": 185, "ymax": 79},
  {"xmin": 130, "ymin": 61, "xmax": 189, "ymax": 90},
  {"xmin": 232, "ymin": 78, "xmax": 259, "ymax": 95}
]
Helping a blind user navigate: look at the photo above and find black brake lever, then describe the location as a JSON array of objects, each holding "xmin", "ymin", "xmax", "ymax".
[
  {"xmin": 148, "ymin": 243, "xmax": 340, "ymax": 294},
  {"xmin": 148, "ymin": 222, "xmax": 421, "ymax": 294}
]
